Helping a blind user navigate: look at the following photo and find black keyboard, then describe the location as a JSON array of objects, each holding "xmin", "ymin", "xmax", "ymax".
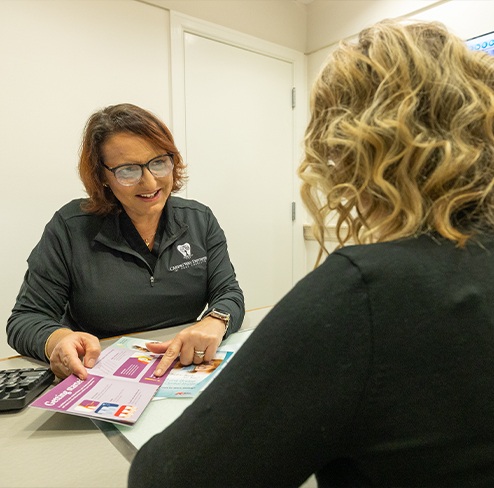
[{"xmin": 0, "ymin": 367, "xmax": 55, "ymax": 411}]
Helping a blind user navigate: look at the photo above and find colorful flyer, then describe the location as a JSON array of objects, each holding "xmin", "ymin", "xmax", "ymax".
[
  {"xmin": 30, "ymin": 336, "xmax": 236, "ymax": 425},
  {"xmin": 30, "ymin": 337, "xmax": 168, "ymax": 425}
]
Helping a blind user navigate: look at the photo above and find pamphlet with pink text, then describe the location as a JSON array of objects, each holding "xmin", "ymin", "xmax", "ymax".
[{"xmin": 30, "ymin": 336, "xmax": 233, "ymax": 425}]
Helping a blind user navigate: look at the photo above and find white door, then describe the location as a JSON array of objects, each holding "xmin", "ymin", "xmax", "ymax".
[{"xmin": 172, "ymin": 19, "xmax": 302, "ymax": 311}]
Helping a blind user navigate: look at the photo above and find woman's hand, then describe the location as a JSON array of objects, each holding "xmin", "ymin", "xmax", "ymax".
[
  {"xmin": 146, "ymin": 317, "xmax": 226, "ymax": 377},
  {"xmin": 45, "ymin": 329, "xmax": 101, "ymax": 380}
]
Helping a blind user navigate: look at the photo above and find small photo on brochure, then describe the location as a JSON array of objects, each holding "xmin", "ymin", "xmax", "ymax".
[{"xmin": 155, "ymin": 350, "xmax": 234, "ymax": 399}]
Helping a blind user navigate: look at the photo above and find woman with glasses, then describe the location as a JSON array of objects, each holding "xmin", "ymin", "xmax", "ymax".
[
  {"xmin": 7, "ymin": 103, "xmax": 244, "ymax": 380},
  {"xmin": 129, "ymin": 20, "xmax": 494, "ymax": 487}
]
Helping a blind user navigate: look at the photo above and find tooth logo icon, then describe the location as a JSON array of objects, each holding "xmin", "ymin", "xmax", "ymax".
[{"xmin": 177, "ymin": 243, "xmax": 192, "ymax": 259}]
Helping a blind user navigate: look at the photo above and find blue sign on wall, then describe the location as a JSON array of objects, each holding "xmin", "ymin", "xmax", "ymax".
[{"xmin": 466, "ymin": 31, "xmax": 494, "ymax": 56}]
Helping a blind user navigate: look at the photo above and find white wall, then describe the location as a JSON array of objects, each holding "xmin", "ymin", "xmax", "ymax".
[
  {"xmin": 140, "ymin": 0, "xmax": 308, "ymax": 52},
  {"xmin": 0, "ymin": 0, "xmax": 170, "ymax": 358},
  {"xmin": 306, "ymin": 0, "xmax": 440, "ymax": 54},
  {"xmin": 411, "ymin": 0, "xmax": 494, "ymax": 39}
]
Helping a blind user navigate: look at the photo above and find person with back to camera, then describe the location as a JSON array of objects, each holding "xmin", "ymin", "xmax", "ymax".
[
  {"xmin": 6, "ymin": 103, "xmax": 244, "ymax": 380},
  {"xmin": 128, "ymin": 19, "xmax": 494, "ymax": 487}
]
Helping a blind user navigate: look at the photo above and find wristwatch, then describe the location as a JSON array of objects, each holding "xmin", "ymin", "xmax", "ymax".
[{"xmin": 204, "ymin": 309, "xmax": 231, "ymax": 336}]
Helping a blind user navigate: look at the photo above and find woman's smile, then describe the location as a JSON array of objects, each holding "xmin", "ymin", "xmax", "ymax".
[{"xmin": 137, "ymin": 189, "xmax": 162, "ymax": 201}]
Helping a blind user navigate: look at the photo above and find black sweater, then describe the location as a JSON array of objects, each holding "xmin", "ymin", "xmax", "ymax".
[
  {"xmin": 7, "ymin": 196, "xmax": 244, "ymax": 361},
  {"xmin": 129, "ymin": 234, "xmax": 494, "ymax": 487}
]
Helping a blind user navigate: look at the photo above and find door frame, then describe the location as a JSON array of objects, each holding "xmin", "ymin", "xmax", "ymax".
[{"xmin": 170, "ymin": 10, "xmax": 307, "ymax": 295}]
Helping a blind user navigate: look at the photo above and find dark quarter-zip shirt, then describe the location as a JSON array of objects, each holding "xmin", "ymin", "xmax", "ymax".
[
  {"xmin": 7, "ymin": 196, "xmax": 245, "ymax": 362},
  {"xmin": 129, "ymin": 233, "xmax": 494, "ymax": 487}
]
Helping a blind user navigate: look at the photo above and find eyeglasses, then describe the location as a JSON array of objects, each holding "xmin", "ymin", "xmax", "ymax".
[{"xmin": 102, "ymin": 154, "xmax": 174, "ymax": 186}]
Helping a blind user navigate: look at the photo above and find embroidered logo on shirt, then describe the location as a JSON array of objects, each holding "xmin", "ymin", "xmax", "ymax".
[
  {"xmin": 169, "ymin": 242, "xmax": 207, "ymax": 272},
  {"xmin": 177, "ymin": 243, "xmax": 192, "ymax": 259}
]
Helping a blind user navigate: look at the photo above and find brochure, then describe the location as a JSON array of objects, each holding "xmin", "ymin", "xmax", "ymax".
[
  {"xmin": 154, "ymin": 349, "xmax": 233, "ymax": 399},
  {"xmin": 30, "ymin": 336, "xmax": 234, "ymax": 425}
]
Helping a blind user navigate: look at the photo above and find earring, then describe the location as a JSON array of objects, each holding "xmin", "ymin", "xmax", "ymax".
[{"xmin": 103, "ymin": 183, "xmax": 109, "ymax": 188}]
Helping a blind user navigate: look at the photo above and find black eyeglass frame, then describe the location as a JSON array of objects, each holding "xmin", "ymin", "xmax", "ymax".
[{"xmin": 101, "ymin": 153, "xmax": 174, "ymax": 186}]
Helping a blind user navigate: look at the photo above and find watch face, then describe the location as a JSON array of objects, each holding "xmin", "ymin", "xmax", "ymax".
[
  {"xmin": 209, "ymin": 310, "xmax": 230, "ymax": 324},
  {"xmin": 212, "ymin": 311, "xmax": 229, "ymax": 320},
  {"xmin": 209, "ymin": 310, "xmax": 230, "ymax": 337}
]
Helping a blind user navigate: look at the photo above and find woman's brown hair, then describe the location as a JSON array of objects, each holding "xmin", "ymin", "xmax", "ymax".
[{"xmin": 79, "ymin": 103, "xmax": 187, "ymax": 215}]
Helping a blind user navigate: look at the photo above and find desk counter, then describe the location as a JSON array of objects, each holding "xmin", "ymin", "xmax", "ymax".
[{"xmin": 0, "ymin": 308, "xmax": 270, "ymax": 488}]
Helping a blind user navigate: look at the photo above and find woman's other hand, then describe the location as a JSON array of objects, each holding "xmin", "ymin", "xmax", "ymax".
[
  {"xmin": 45, "ymin": 329, "xmax": 101, "ymax": 380},
  {"xmin": 147, "ymin": 317, "xmax": 226, "ymax": 377}
]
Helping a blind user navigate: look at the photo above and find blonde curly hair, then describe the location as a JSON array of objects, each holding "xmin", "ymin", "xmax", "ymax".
[{"xmin": 299, "ymin": 19, "xmax": 494, "ymax": 263}]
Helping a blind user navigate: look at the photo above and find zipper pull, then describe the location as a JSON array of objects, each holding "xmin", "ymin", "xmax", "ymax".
[{"xmin": 150, "ymin": 276, "xmax": 155, "ymax": 287}]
